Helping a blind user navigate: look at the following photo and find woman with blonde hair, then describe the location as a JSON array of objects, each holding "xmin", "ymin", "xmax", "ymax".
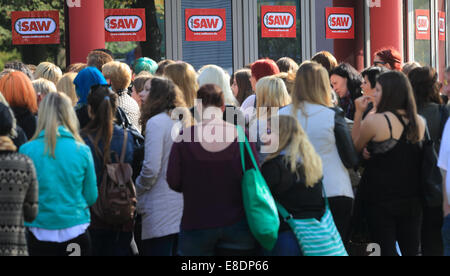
[
  {"xmin": 19, "ymin": 92, "xmax": 98, "ymax": 256},
  {"xmin": 198, "ymin": 65, "xmax": 238, "ymax": 106},
  {"xmin": 32, "ymin": 78, "xmax": 57, "ymax": 107},
  {"xmin": 262, "ymin": 115, "xmax": 325, "ymax": 256},
  {"xmin": 164, "ymin": 62, "xmax": 198, "ymax": 108},
  {"xmin": 279, "ymin": 61, "xmax": 359, "ymax": 243},
  {"xmin": 102, "ymin": 61, "xmax": 140, "ymax": 130},
  {"xmin": 34, "ymin": 62, "xmax": 63, "ymax": 86},
  {"xmin": 56, "ymin": 72, "xmax": 78, "ymax": 107},
  {"xmin": 249, "ymin": 76, "xmax": 291, "ymax": 162}
]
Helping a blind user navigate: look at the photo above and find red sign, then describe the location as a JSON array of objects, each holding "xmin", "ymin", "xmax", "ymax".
[
  {"xmin": 12, "ymin": 11, "xmax": 60, "ymax": 45},
  {"xmin": 326, "ymin": 7, "xmax": 355, "ymax": 39},
  {"xmin": 416, "ymin": 10, "xmax": 430, "ymax": 40},
  {"xmin": 185, "ymin": 9, "xmax": 226, "ymax": 41},
  {"xmin": 261, "ymin": 6, "xmax": 296, "ymax": 38},
  {"xmin": 439, "ymin": 11, "xmax": 446, "ymax": 41},
  {"xmin": 104, "ymin": 9, "xmax": 146, "ymax": 42}
]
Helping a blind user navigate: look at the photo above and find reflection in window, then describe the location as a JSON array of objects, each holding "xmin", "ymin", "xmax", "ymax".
[
  {"xmin": 258, "ymin": 0, "xmax": 302, "ymax": 63},
  {"xmin": 414, "ymin": 0, "xmax": 431, "ymax": 66}
]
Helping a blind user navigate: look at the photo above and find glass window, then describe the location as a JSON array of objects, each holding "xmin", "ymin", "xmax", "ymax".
[
  {"xmin": 181, "ymin": 0, "xmax": 233, "ymax": 74},
  {"xmin": 438, "ymin": 0, "xmax": 447, "ymax": 82},
  {"xmin": 257, "ymin": 0, "xmax": 302, "ymax": 63},
  {"xmin": 156, "ymin": 0, "xmax": 166, "ymax": 59},
  {"xmin": 413, "ymin": 0, "xmax": 431, "ymax": 66}
]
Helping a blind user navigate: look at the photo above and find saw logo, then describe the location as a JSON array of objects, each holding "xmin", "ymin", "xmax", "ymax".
[
  {"xmin": 328, "ymin": 14, "xmax": 353, "ymax": 30},
  {"xmin": 416, "ymin": 15, "xmax": 429, "ymax": 32},
  {"xmin": 188, "ymin": 15, "xmax": 224, "ymax": 32},
  {"xmin": 105, "ymin": 15, "xmax": 143, "ymax": 33},
  {"xmin": 439, "ymin": 17, "xmax": 445, "ymax": 33},
  {"xmin": 263, "ymin": 12, "xmax": 294, "ymax": 29},
  {"xmin": 15, "ymin": 18, "xmax": 57, "ymax": 35}
]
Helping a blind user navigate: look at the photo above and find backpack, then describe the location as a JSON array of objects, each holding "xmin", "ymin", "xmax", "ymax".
[{"xmin": 89, "ymin": 130, "xmax": 137, "ymax": 225}]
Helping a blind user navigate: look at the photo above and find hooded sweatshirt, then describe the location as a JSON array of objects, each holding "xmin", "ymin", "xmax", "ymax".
[
  {"xmin": 73, "ymin": 67, "xmax": 108, "ymax": 129},
  {"xmin": 73, "ymin": 67, "xmax": 107, "ymax": 106}
]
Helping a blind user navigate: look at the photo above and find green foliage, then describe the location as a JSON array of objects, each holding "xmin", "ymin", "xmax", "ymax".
[{"xmin": 0, "ymin": 49, "xmax": 21, "ymax": 71}]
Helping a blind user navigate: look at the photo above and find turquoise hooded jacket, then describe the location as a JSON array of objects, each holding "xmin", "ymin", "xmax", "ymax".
[{"xmin": 19, "ymin": 126, "xmax": 98, "ymax": 230}]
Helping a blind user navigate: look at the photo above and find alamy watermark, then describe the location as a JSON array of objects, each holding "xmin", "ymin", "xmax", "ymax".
[{"xmin": 170, "ymin": 99, "xmax": 280, "ymax": 154}]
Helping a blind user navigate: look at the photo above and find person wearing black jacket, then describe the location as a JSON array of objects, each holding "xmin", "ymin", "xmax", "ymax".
[
  {"xmin": 409, "ymin": 67, "xmax": 447, "ymax": 256},
  {"xmin": 261, "ymin": 115, "xmax": 325, "ymax": 256}
]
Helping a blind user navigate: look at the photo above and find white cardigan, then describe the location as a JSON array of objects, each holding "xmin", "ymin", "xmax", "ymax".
[
  {"xmin": 136, "ymin": 113, "xmax": 183, "ymax": 240},
  {"xmin": 280, "ymin": 103, "xmax": 354, "ymax": 199}
]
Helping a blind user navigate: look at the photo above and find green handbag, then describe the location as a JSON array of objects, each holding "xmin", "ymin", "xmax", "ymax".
[{"xmin": 237, "ymin": 126, "xmax": 279, "ymax": 251}]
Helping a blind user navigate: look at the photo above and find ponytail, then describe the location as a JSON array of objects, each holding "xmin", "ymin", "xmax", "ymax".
[{"xmin": 83, "ymin": 86, "xmax": 118, "ymax": 164}]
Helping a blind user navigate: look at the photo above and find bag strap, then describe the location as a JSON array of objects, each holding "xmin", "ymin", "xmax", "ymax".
[
  {"xmin": 276, "ymin": 189, "xmax": 330, "ymax": 222},
  {"xmin": 120, "ymin": 129, "xmax": 128, "ymax": 164},
  {"xmin": 87, "ymin": 134, "xmax": 104, "ymax": 161},
  {"xmin": 236, "ymin": 125, "xmax": 259, "ymax": 172}
]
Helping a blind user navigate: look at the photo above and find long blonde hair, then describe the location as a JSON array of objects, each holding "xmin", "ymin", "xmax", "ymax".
[
  {"xmin": 32, "ymin": 92, "xmax": 84, "ymax": 158},
  {"xmin": 164, "ymin": 62, "xmax": 198, "ymax": 108},
  {"xmin": 256, "ymin": 76, "xmax": 291, "ymax": 119},
  {"xmin": 197, "ymin": 65, "xmax": 238, "ymax": 106},
  {"xmin": 293, "ymin": 61, "xmax": 333, "ymax": 111},
  {"xmin": 266, "ymin": 115, "xmax": 323, "ymax": 188},
  {"xmin": 56, "ymin": 72, "xmax": 78, "ymax": 107}
]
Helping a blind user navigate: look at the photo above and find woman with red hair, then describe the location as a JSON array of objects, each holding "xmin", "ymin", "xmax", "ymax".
[
  {"xmin": 0, "ymin": 71, "xmax": 38, "ymax": 139},
  {"xmin": 373, "ymin": 48, "xmax": 403, "ymax": 71},
  {"xmin": 241, "ymin": 59, "xmax": 280, "ymax": 125}
]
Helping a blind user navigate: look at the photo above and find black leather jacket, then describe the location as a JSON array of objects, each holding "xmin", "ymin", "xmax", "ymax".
[{"xmin": 330, "ymin": 107, "xmax": 360, "ymax": 169}]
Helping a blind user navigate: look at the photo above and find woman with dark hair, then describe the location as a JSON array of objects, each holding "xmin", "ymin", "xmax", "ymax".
[
  {"xmin": 168, "ymin": 84, "xmax": 258, "ymax": 256},
  {"xmin": 409, "ymin": 67, "xmax": 445, "ymax": 150},
  {"xmin": 352, "ymin": 71, "xmax": 426, "ymax": 256},
  {"xmin": 330, "ymin": 63, "xmax": 363, "ymax": 120},
  {"xmin": 409, "ymin": 66, "xmax": 446, "ymax": 256},
  {"xmin": 276, "ymin": 57, "xmax": 299, "ymax": 74},
  {"xmin": 360, "ymin": 66, "xmax": 389, "ymax": 118},
  {"xmin": 231, "ymin": 69, "xmax": 254, "ymax": 106},
  {"xmin": 81, "ymin": 85, "xmax": 138, "ymax": 256},
  {"xmin": 374, "ymin": 48, "xmax": 403, "ymax": 71},
  {"xmin": 311, "ymin": 51, "xmax": 338, "ymax": 75},
  {"xmin": 137, "ymin": 77, "xmax": 191, "ymax": 256}
]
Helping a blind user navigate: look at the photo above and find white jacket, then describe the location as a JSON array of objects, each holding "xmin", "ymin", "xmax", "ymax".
[
  {"xmin": 280, "ymin": 103, "xmax": 354, "ymax": 199},
  {"xmin": 136, "ymin": 113, "xmax": 183, "ymax": 240}
]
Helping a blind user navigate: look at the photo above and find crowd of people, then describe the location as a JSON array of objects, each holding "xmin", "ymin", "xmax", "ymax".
[{"xmin": 0, "ymin": 46, "xmax": 450, "ymax": 257}]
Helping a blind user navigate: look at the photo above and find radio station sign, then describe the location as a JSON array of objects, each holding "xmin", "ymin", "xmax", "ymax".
[
  {"xmin": 12, "ymin": 11, "xmax": 60, "ymax": 45},
  {"xmin": 439, "ymin": 11, "xmax": 446, "ymax": 41},
  {"xmin": 185, "ymin": 9, "xmax": 226, "ymax": 42},
  {"xmin": 261, "ymin": 6, "xmax": 297, "ymax": 38},
  {"xmin": 416, "ymin": 10, "xmax": 430, "ymax": 40},
  {"xmin": 104, "ymin": 9, "xmax": 146, "ymax": 42},
  {"xmin": 325, "ymin": 7, "xmax": 354, "ymax": 40}
]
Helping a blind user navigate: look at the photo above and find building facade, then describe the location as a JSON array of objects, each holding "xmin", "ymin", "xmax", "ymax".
[{"xmin": 68, "ymin": 0, "xmax": 449, "ymax": 78}]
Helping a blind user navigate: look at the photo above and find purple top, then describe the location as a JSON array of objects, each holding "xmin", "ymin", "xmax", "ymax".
[{"xmin": 167, "ymin": 126, "xmax": 259, "ymax": 231}]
